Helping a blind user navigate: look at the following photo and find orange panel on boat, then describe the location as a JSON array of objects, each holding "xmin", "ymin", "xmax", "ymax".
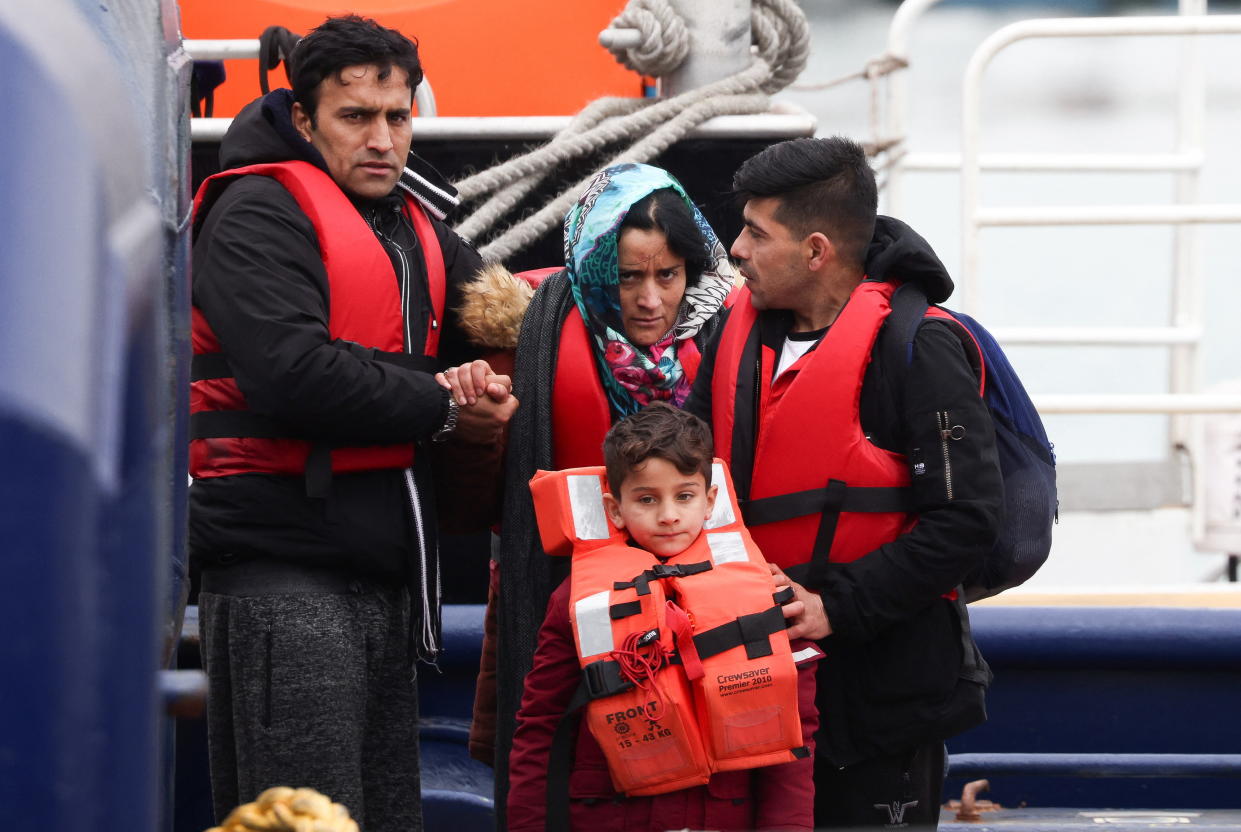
[{"xmin": 182, "ymin": 0, "xmax": 643, "ymax": 117}]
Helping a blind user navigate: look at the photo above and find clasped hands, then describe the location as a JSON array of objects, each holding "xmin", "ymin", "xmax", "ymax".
[
  {"xmin": 769, "ymin": 563, "xmax": 833, "ymax": 641},
  {"xmin": 435, "ymin": 359, "xmax": 519, "ymax": 444}
]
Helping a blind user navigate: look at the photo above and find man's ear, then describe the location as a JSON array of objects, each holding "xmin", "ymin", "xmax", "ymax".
[
  {"xmin": 602, "ymin": 492, "xmax": 626, "ymax": 530},
  {"xmin": 806, "ymin": 231, "xmax": 835, "ymax": 272},
  {"xmin": 291, "ymin": 101, "xmax": 314, "ymax": 143}
]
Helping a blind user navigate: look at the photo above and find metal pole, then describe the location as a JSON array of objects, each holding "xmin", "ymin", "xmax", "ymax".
[
  {"xmin": 949, "ymin": 752, "xmax": 1241, "ymax": 778},
  {"xmin": 183, "ymin": 39, "xmax": 437, "ymax": 116},
  {"xmin": 901, "ymin": 150, "xmax": 1203, "ymax": 173},
  {"xmin": 975, "ymin": 203, "xmax": 1241, "ymax": 226},
  {"xmin": 1170, "ymin": 0, "xmax": 1208, "ymax": 448},
  {"xmin": 883, "ymin": 0, "xmax": 944, "ymax": 216},
  {"xmin": 661, "ymin": 0, "xmax": 752, "ymax": 97},
  {"xmin": 1032, "ymin": 394, "xmax": 1241, "ymax": 415},
  {"xmin": 988, "ymin": 325, "xmax": 1201, "ymax": 346}
]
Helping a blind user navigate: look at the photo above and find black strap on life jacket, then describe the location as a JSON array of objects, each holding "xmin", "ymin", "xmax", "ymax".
[
  {"xmin": 609, "ymin": 600, "xmax": 642, "ymax": 620},
  {"xmin": 693, "ymin": 605, "xmax": 787, "ymax": 661},
  {"xmin": 613, "ymin": 560, "xmax": 713, "ymax": 596},
  {"xmin": 743, "ymin": 476, "xmax": 912, "ymax": 591},
  {"xmin": 739, "ymin": 483, "xmax": 912, "ymax": 526}
]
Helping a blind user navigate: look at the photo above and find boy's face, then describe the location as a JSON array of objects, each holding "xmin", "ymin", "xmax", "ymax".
[{"xmin": 603, "ymin": 457, "xmax": 717, "ymax": 558}]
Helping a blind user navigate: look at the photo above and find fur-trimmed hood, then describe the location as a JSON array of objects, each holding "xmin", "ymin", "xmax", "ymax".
[{"xmin": 455, "ymin": 263, "xmax": 540, "ymax": 351}]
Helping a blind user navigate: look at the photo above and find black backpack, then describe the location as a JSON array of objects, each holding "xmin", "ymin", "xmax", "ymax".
[{"xmin": 880, "ymin": 283, "xmax": 1057, "ymax": 602}]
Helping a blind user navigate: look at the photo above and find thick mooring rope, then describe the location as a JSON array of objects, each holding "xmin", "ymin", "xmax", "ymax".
[{"xmin": 456, "ymin": 0, "xmax": 810, "ymax": 263}]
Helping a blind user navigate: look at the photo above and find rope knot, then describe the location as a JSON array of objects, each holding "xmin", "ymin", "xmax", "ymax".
[{"xmin": 604, "ymin": 0, "xmax": 691, "ymax": 78}]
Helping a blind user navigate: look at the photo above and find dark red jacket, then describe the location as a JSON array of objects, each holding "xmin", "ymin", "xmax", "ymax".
[{"xmin": 507, "ymin": 576, "xmax": 819, "ymax": 832}]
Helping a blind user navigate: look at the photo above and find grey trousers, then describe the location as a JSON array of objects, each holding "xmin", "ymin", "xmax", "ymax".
[{"xmin": 199, "ymin": 581, "xmax": 421, "ymax": 832}]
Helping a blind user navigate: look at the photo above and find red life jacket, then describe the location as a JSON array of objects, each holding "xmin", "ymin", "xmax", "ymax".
[
  {"xmin": 549, "ymin": 304, "xmax": 702, "ymax": 470},
  {"xmin": 189, "ymin": 160, "xmax": 445, "ymax": 479},
  {"xmin": 711, "ymin": 280, "xmax": 963, "ymax": 577},
  {"xmin": 529, "ymin": 461, "xmax": 807, "ymax": 797}
]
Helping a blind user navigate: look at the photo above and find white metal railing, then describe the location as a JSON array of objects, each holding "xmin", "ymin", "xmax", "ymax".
[
  {"xmin": 183, "ymin": 38, "xmax": 817, "ymax": 143},
  {"xmin": 959, "ymin": 11, "xmax": 1241, "ymax": 422},
  {"xmin": 901, "ymin": 151, "xmax": 1203, "ymax": 173},
  {"xmin": 1032, "ymin": 395, "xmax": 1241, "ymax": 415},
  {"xmin": 189, "ymin": 112, "xmax": 818, "ymax": 143},
  {"xmin": 183, "ymin": 39, "xmax": 440, "ymax": 117},
  {"xmin": 959, "ymin": 13, "xmax": 1241, "ymax": 311},
  {"xmin": 880, "ymin": 1, "xmax": 1241, "ymax": 418}
]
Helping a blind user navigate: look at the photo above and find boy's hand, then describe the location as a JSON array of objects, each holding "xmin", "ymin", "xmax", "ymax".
[{"xmin": 770, "ymin": 563, "xmax": 832, "ymax": 641}]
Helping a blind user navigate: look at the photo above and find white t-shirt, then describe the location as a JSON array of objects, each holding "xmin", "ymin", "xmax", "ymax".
[{"xmin": 774, "ymin": 327, "xmax": 828, "ymax": 381}]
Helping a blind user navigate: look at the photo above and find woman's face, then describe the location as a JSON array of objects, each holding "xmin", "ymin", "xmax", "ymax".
[{"xmin": 616, "ymin": 227, "xmax": 687, "ymax": 348}]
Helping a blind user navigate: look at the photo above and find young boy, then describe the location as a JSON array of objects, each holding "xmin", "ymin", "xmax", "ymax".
[{"xmin": 506, "ymin": 403, "xmax": 818, "ymax": 832}]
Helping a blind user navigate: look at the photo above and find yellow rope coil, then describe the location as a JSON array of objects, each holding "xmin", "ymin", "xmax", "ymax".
[{"xmin": 206, "ymin": 787, "xmax": 359, "ymax": 832}]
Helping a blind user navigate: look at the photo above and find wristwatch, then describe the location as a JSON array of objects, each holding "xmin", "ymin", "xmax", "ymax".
[{"xmin": 432, "ymin": 396, "xmax": 459, "ymax": 443}]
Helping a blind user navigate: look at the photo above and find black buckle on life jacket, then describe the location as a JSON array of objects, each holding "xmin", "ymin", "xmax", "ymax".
[
  {"xmin": 582, "ymin": 659, "xmax": 634, "ymax": 700},
  {"xmin": 651, "ymin": 561, "xmax": 712, "ymax": 579},
  {"xmin": 614, "ymin": 561, "xmax": 714, "ymax": 596}
]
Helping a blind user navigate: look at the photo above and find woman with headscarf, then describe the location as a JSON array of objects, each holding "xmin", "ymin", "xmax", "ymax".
[{"xmin": 462, "ymin": 163, "xmax": 736, "ymax": 821}]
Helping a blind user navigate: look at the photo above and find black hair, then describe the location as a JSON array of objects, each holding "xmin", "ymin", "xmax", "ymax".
[
  {"xmin": 603, "ymin": 402, "xmax": 714, "ymax": 497},
  {"xmin": 619, "ymin": 188, "xmax": 712, "ymax": 286},
  {"xmin": 290, "ymin": 14, "xmax": 423, "ymax": 126},
  {"xmin": 733, "ymin": 136, "xmax": 877, "ymax": 269}
]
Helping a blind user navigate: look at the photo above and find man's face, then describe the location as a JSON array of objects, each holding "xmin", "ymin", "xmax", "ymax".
[
  {"xmin": 604, "ymin": 457, "xmax": 717, "ymax": 559},
  {"xmin": 292, "ymin": 64, "xmax": 413, "ymax": 201},
  {"xmin": 730, "ymin": 196, "xmax": 812, "ymax": 312}
]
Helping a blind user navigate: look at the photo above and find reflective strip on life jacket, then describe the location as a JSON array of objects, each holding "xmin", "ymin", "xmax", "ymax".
[
  {"xmin": 710, "ymin": 283, "xmax": 914, "ymax": 573},
  {"xmin": 532, "ymin": 460, "xmax": 805, "ymax": 796},
  {"xmin": 189, "ymin": 160, "xmax": 445, "ymax": 479}
]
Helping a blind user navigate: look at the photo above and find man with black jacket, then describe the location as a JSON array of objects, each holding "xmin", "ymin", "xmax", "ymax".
[
  {"xmin": 685, "ymin": 136, "xmax": 1002, "ymax": 828},
  {"xmin": 190, "ymin": 16, "xmax": 515, "ymax": 831}
]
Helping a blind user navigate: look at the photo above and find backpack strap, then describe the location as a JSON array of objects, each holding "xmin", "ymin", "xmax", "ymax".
[
  {"xmin": 879, "ymin": 282, "xmax": 984, "ymax": 407},
  {"xmin": 882, "ymin": 282, "xmax": 932, "ymax": 380}
]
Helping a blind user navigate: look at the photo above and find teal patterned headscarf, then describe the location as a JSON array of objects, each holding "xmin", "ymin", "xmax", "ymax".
[{"xmin": 563, "ymin": 163, "xmax": 735, "ymax": 417}]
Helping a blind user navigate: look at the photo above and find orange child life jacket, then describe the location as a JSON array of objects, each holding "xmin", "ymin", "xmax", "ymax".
[{"xmin": 529, "ymin": 460, "xmax": 808, "ymax": 797}]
